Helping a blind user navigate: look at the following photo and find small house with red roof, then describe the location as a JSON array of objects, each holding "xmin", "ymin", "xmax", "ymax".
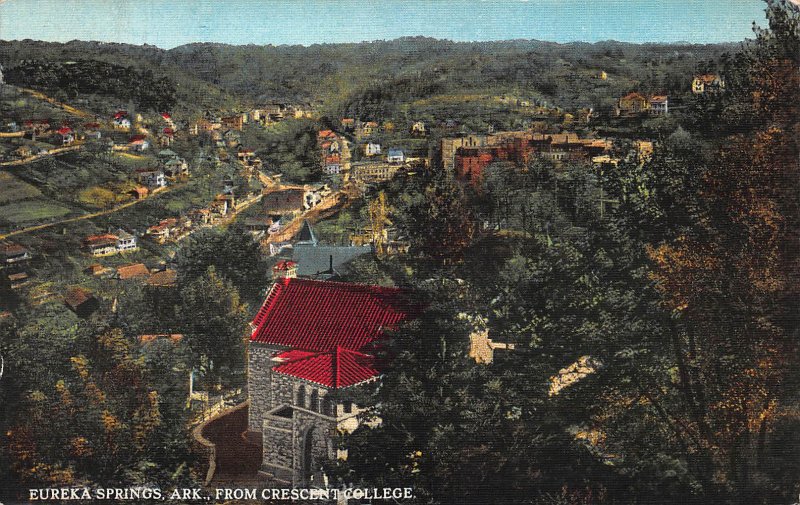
[
  {"xmin": 113, "ymin": 112, "xmax": 131, "ymax": 131},
  {"xmin": 158, "ymin": 127, "xmax": 175, "ymax": 146},
  {"xmin": 247, "ymin": 278, "xmax": 416, "ymax": 486},
  {"xmin": 128, "ymin": 134, "xmax": 150, "ymax": 152},
  {"xmin": 53, "ymin": 126, "xmax": 74, "ymax": 145}
]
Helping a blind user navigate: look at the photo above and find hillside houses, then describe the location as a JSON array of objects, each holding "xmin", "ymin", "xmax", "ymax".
[
  {"xmin": 616, "ymin": 92, "xmax": 670, "ymax": 116},
  {"xmin": 692, "ymin": 73, "xmax": 725, "ymax": 94},
  {"xmin": 135, "ymin": 168, "xmax": 167, "ymax": 189},
  {"xmin": 83, "ymin": 229, "xmax": 138, "ymax": 257}
]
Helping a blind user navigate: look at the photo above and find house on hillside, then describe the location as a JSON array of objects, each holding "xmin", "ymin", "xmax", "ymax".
[
  {"xmin": 364, "ymin": 142, "xmax": 381, "ymax": 157},
  {"xmin": 64, "ymin": 287, "xmax": 99, "ymax": 318},
  {"xmin": 317, "ymin": 130, "xmax": 337, "ymax": 142},
  {"xmin": 263, "ymin": 189, "xmax": 305, "ymax": 218},
  {"xmin": 135, "ymin": 169, "xmax": 167, "ymax": 189},
  {"xmin": 115, "ymin": 229, "xmax": 138, "ymax": 252},
  {"xmin": 83, "ymin": 122, "xmax": 102, "ymax": 140},
  {"xmin": 410, "ymin": 121, "xmax": 427, "ymax": 136},
  {"xmin": 692, "ymin": 74, "xmax": 725, "ymax": 94},
  {"xmin": 649, "ymin": 95, "xmax": 669, "ymax": 115},
  {"xmin": 113, "ymin": 112, "xmax": 131, "ymax": 131},
  {"xmin": 128, "ymin": 135, "xmax": 150, "ymax": 152},
  {"xmin": 129, "ymin": 186, "xmax": 149, "ymax": 200},
  {"xmin": 322, "ymin": 153, "xmax": 342, "ymax": 175},
  {"xmin": 53, "ymin": 127, "xmax": 74, "ymax": 146},
  {"xmin": 247, "ymin": 277, "xmax": 417, "ymax": 486},
  {"xmin": 116, "ymin": 263, "xmax": 150, "ymax": 280},
  {"xmin": 386, "ymin": 149, "xmax": 404, "ymax": 164},
  {"xmin": 158, "ymin": 127, "xmax": 175, "ymax": 146},
  {"xmin": 83, "ymin": 234, "xmax": 120, "ymax": 257},
  {"xmin": 355, "ymin": 121, "xmax": 378, "ymax": 139},
  {"xmin": 222, "ymin": 115, "xmax": 244, "ymax": 131},
  {"xmin": 1, "ymin": 242, "xmax": 32, "ymax": 269},
  {"xmin": 616, "ymin": 92, "xmax": 649, "ymax": 115},
  {"xmin": 164, "ymin": 157, "xmax": 189, "ymax": 178}
]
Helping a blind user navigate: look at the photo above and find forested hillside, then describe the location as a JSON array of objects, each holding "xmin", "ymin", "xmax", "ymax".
[{"xmin": 0, "ymin": 38, "xmax": 733, "ymax": 114}]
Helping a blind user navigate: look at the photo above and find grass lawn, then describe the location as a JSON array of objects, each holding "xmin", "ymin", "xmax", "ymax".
[
  {"xmin": 0, "ymin": 199, "xmax": 73, "ymax": 224},
  {"xmin": 0, "ymin": 172, "xmax": 43, "ymax": 204}
]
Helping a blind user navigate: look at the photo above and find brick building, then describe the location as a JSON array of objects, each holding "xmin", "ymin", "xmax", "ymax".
[{"xmin": 247, "ymin": 278, "xmax": 416, "ymax": 486}]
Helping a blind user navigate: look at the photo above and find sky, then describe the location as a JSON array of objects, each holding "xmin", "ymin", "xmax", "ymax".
[{"xmin": 0, "ymin": 0, "xmax": 768, "ymax": 48}]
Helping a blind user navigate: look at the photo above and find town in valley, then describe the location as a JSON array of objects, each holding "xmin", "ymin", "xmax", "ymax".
[{"xmin": 0, "ymin": 2, "xmax": 798, "ymax": 504}]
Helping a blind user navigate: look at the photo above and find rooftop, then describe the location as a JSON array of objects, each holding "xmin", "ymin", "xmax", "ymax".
[
  {"xmin": 272, "ymin": 346, "xmax": 379, "ymax": 388},
  {"xmin": 250, "ymin": 278, "xmax": 415, "ymax": 353}
]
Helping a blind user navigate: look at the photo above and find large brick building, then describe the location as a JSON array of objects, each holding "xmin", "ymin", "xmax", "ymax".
[{"xmin": 247, "ymin": 278, "xmax": 415, "ymax": 486}]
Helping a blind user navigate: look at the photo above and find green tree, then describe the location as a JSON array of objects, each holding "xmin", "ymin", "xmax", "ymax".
[{"xmin": 177, "ymin": 267, "xmax": 249, "ymax": 388}]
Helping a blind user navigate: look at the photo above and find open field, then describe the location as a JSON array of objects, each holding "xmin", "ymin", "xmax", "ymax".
[
  {"xmin": 0, "ymin": 198, "xmax": 73, "ymax": 224},
  {"xmin": 0, "ymin": 172, "xmax": 42, "ymax": 204}
]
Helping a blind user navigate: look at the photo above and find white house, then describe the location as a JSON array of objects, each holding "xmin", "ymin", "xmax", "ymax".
[
  {"xmin": 115, "ymin": 229, "xmax": 138, "ymax": 252},
  {"xmin": 387, "ymin": 148, "xmax": 404, "ymax": 164}
]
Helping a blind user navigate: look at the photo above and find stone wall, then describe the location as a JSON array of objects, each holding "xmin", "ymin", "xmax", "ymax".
[
  {"xmin": 247, "ymin": 343, "xmax": 275, "ymax": 433},
  {"xmin": 271, "ymin": 372, "xmax": 297, "ymax": 409},
  {"xmin": 262, "ymin": 406, "xmax": 295, "ymax": 484}
]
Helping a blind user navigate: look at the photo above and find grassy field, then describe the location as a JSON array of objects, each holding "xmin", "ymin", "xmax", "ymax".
[
  {"xmin": 0, "ymin": 199, "xmax": 73, "ymax": 224},
  {"xmin": 0, "ymin": 172, "xmax": 43, "ymax": 204}
]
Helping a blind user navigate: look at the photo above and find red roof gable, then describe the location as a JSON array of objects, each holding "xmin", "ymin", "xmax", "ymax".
[
  {"xmin": 57, "ymin": 127, "xmax": 73, "ymax": 135},
  {"xmin": 161, "ymin": 112, "xmax": 172, "ymax": 120},
  {"xmin": 250, "ymin": 278, "xmax": 414, "ymax": 352},
  {"xmin": 272, "ymin": 347, "xmax": 379, "ymax": 388},
  {"xmin": 129, "ymin": 135, "xmax": 147, "ymax": 142},
  {"xmin": 114, "ymin": 111, "xmax": 128, "ymax": 119}
]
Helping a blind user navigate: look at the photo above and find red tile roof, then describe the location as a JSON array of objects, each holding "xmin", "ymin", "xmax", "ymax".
[
  {"xmin": 84, "ymin": 234, "xmax": 119, "ymax": 246},
  {"xmin": 250, "ymin": 278, "xmax": 414, "ymax": 353},
  {"xmin": 117, "ymin": 263, "xmax": 150, "ymax": 280},
  {"xmin": 129, "ymin": 134, "xmax": 147, "ymax": 142},
  {"xmin": 114, "ymin": 111, "xmax": 128, "ymax": 119},
  {"xmin": 57, "ymin": 127, "xmax": 73, "ymax": 135},
  {"xmin": 272, "ymin": 346, "xmax": 379, "ymax": 388},
  {"xmin": 161, "ymin": 112, "xmax": 172, "ymax": 120}
]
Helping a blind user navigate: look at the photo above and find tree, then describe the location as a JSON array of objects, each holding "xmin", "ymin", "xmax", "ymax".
[
  {"xmin": 397, "ymin": 171, "xmax": 475, "ymax": 263},
  {"xmin": 177, "ymin": 267, "xmax": 249, "ymax": 388},
  {"xmin": 176, "ymin": 226, "xmax": 270, "ymax": 305}
]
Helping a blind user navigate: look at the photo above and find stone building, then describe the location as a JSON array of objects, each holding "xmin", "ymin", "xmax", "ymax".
[{"xmin": 247, "ymin": 278, "xmax": 416, "ymax": 486}]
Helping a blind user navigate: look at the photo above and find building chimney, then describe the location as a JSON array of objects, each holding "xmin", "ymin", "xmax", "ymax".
[{"xmin": 272, "ymin": 260, "xmax": 297, "ymax": 281}]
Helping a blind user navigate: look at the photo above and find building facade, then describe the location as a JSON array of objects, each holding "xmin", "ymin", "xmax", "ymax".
[{"xmin": 247, "ymin": 278, "xmax": 415, "ymax": 486}]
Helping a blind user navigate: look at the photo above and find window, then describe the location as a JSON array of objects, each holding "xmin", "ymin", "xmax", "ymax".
[
  {"xmin": 310, "ymin": 389, "xmax": 319, "ymax": 412},
  {"xmin": 343, "ymin": 401, "xmax": 353, "ymax": 414},
  {"xmin": 322, "ymin": 398, "xmax": 335, "ymax": 417},
  {"xmin": 296, "ymin": 386, "xmax": 306, "ymax": 408}
]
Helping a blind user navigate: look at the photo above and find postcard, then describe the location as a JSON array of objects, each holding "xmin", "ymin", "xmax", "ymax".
[{"xmin": 0, "ymin": 1, "xmax": 798, "ymax": 504}]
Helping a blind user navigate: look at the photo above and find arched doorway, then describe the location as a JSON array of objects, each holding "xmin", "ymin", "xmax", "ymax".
[{"xmin": 301, "ymin": 425, "xmax": 326, "ymax": 485}]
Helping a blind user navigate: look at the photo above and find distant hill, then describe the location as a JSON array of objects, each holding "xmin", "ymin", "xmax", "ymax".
[{"xmin": 0, "ymin": 37, "xmax": 738, "ymax": 116}]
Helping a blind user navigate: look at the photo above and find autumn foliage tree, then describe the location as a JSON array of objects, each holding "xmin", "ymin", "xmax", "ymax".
[{"xmin": 619, "ymin": 1, "xmax": 800, "ymax": 501}]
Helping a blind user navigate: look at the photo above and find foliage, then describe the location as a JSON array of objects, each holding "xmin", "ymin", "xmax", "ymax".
[
  {"xmin": 175, "ymin": 225, "xmax": 270, "ymax": 305},
  {"xmin": 4, "ymin": 59, "xmax": 176, "ymax": 111}
]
